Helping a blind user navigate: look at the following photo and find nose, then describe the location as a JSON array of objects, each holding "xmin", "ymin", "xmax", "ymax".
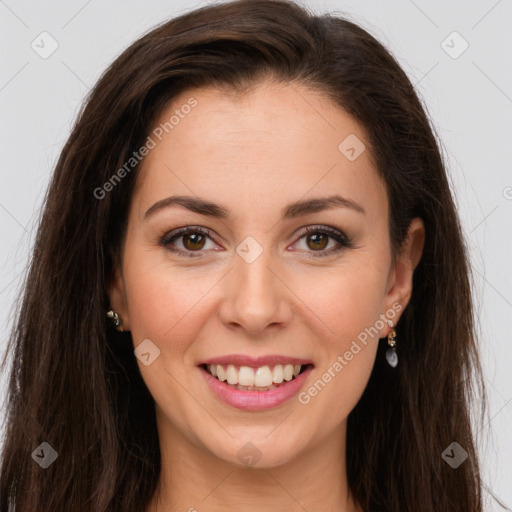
[{"xmin": 218, "ymin": 247, "xmax": 293, "ymax": 336}]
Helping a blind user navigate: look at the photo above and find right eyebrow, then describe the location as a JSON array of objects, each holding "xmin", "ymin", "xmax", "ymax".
[{"xmin": 144, "ymin": 193, "xmax": 366, "ymax": 220}]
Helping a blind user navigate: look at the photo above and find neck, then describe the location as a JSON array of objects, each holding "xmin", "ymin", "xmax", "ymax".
[{"xmin": 146, "ymin": 413, "xmax": 361, "ymax": 512}]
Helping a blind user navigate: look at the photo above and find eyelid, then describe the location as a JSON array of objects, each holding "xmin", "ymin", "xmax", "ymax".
[
  {"xmin": 159, "ymin": 225, "xmax": 219, "ymax": 258},
  {"xmin": 295, "ymin": 225, "xmax": 353, "ymax": 246},
  {"xmin": 291, "ymin": 225, "xmax": 354, "ymax": 257},
  {"xmin": 159, "ymin": 224, "xmax": 353, "ymax": 258}
]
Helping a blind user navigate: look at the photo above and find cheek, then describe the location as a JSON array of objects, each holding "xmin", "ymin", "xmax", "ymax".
[
  {"xmin": 291, "ymin": 260, "xmax": 386, "ymax": 412},
  {"xmin": 303, "ymin": 344, "xmax": 377, "ymax": 429},
  {"xmin": 121, "ymin": 250, "xmax": 219, "ymax": 430},
  {"xmin": 293, "ymin": 258, "xmax": 388, "ymax": 343},
  {"xmin": 297, "ymin": 272, "xmax": 382, "ymax": 429},
  {"xmin": 122, "ymin": 249, "xmax": 220, "ymax": 358}
]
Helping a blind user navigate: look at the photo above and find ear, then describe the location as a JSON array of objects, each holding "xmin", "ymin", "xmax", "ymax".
[
  {"xmin": 107, "ymin": 266, "xmax": 131, "ymax": 331},
  {"xmin": 381, "ymin": 217, "xmax": 425, "ymax": 331}
]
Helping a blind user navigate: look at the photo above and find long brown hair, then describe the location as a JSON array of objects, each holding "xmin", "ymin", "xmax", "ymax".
[{"xmin": 1, "ymin": 0, "xmax": 489, "ymax": 510}]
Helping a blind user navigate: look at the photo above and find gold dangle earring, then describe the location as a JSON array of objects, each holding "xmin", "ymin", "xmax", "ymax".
[
  {"xmin": 106, "ymin": 310, "xmax": 123, "ymax": 331},
  {"xmin": 386, "ymin": 319, "xmax": 398, "ymax": 367}
]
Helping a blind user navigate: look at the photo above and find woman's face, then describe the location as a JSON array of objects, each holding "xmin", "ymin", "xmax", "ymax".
[{"xmin": 110, "ymin": 80, "xmax": 424, "ymax": 468}]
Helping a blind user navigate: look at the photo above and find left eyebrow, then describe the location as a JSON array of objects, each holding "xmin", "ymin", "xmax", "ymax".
[{"xmin": 144, "ymin": 193, "xmax": 366, "ymax": 220}]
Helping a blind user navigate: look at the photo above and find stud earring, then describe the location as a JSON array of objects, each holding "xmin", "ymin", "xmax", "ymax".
[
  {"xmin": 385, "ymin": 319, "xmax": 398, "ymax": 368},
  {"xmin": 106, "ymin": 310, "xmax": 123, "ymax": 331}
]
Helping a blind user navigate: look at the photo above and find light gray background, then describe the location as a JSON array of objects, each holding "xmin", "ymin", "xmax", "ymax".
[{"xmin": 1, "ymin": 0, "xmax": 511, "ymax": 509}]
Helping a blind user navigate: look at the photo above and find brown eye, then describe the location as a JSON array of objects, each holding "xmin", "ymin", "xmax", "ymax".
[
  {"xmin": 293, "ymin": 225, "xmax": 354, "ymax": 258},
  {"xmin": 160, "ymin": 227, "xmax": 217, "ymax": 258},
  {"xmin": 305, "ymin": 232, "xmax": 329, "ymax": 251},
  {"xmin": 182, "ymin": 232, "xmax": 206, "ymax": 251}
]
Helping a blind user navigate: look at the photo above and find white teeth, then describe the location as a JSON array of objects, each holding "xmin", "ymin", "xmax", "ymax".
[
  {"xmin": 226, "ymin": 364, "xmax": 238, "ymax": 385},
  {"xmin": 254, "ymin": 366, "xmax": 273, "ymax": 387},
  {"xmin": 207, "ymin": 363, "xmax": 306, "ymax": 387},
  {"xmin": 283, "ymin": 364, "xmax": 294, "ymax": 381},
  {"xmin": 272, "ymin": 365, "xmax": 284, "ymax": 383},
  {"xmin": 238, "ymin": 366, "xmax": 255, "ymax": 386},
  {"xmin": 217, "ymin": 365, "xmax": 226, "ymax": 382}
]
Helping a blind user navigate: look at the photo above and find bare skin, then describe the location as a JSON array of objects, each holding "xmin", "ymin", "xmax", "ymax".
[{"xmin": 109, "ymin": 79, "xmax": 425, "ymax": 512}]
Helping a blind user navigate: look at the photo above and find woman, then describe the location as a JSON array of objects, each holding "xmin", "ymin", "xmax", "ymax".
[{"xmin": 0, "ymin": 0, "xmax": 488, "ymax": 510}]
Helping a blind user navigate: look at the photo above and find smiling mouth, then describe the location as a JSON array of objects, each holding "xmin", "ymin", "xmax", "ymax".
[{"xmin": 200, "ymin": 363, "xmax": 312, "ymax": 391}]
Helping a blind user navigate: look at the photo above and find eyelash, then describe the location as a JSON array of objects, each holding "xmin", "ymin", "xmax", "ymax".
[{"xmin": 159, "ymin": 225, "xmax": 354, "ymax": 259}]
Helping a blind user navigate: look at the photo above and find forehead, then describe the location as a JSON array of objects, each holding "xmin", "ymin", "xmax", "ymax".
[{"xmin": 133, "ymin": 81, "xmax": 387, "ymax": 224}]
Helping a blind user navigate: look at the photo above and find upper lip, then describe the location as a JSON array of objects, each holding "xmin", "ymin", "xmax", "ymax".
[{"xmin": 198, "ymin": 354, "xmax": 314, "ymax": 367}]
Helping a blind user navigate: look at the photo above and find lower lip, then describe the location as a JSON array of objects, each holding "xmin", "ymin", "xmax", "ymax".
[{"xmin": 199, "ymin": 365, "xmax": 313, "ymax": 411}]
